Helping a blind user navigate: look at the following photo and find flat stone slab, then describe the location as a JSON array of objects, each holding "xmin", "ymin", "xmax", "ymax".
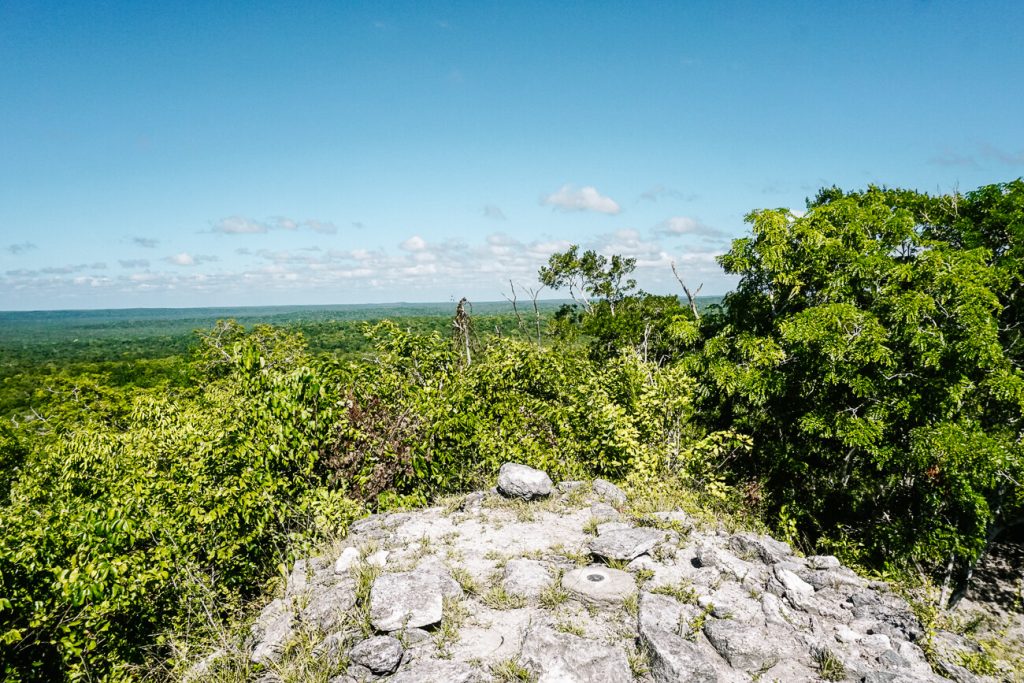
[
  {"xmin": 389, "ymin": 659, "xmax": 482, "ymax": 683},
  {"xmin": 589, "ymin": 526, "xmax": 663, "ymax": 561},
  {"xmin": 562, "ymin": 565, "xmax": 636, "ymax": 605},
  {"xmin": 369, "ymin": 571, "xmax": 445, "ymax": 631},
  {"xmin": 496, "ymin": 462, "xmax": 553, "ymax": 500},
  {"xmin": 502, "ymin": 558, "xmax": 552, "ymax": 600},
  {"xmin": 519, "ymin": 626, "xmax": 632, "ymax": 682}
]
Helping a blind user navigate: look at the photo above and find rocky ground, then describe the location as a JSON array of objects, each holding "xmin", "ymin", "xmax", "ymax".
[{"xmin": 190, "ymin": 463, "xmax": 1013, "ymax": 682}]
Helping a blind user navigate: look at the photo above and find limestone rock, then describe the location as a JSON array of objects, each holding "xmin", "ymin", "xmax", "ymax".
[
  {"xmin": 589, "ymin": 526, "xmax": 663, "ymax": 561},
  {"xmin": 638, "ymin": 593, "xmax": 718, "ymax": 683},
  {"xmin": 502, "ymin": 558, "xmax": 551, "ymax": 600},
  {"xmin": 334, "ymin": 547, "xmax": 360, "ymax": 574},
  {"xmin": 496, "ymin": 462, "xmax": 553, "ymax": 500},
  {"xmin": 562, "ymin": 565, "xmax": 636, "ymax": 605},
  {"xmin": 369, "ymin": 571, "xmax": 444, "ymax": 631},
  {"xmin": 596, "ymin": 521, "xmax": 632, "ymax": 535},
  {"xmin": 702, "ymin": 619, "xmax": 781, "ymax": 671},
  {"xmin": 389, "ymin": 659, "xmax": 482, "ymax": 682},
  {"xmin": 350, "ymin": 635, "xmax": 403, "ymax": 675},
  {"xmin": 519, "ymin": 625, "xmax": 632, "ymax": 682},
  {"xmin": 727, "ymin": 532, "xmax": 791, "ymax": 564},
  {"xmin": 250, "ymin": 598, "xmax": 294, "ymax": 665},
  {"xmin": 300, "ymin": 582, "xmax": 356, "ymax": 632},
  {"xmin": 592, "ymin": 478, "xmax": 627, "ymax": 506}
]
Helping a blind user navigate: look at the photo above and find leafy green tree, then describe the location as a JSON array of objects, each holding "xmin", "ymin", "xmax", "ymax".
[
  {"xmin": 690, "ymin": 184, "xmax": 1024, "ymax": 597},
  {"xmin": 539, "ymin": 246, "xmax": 637, "ymax": 315}
]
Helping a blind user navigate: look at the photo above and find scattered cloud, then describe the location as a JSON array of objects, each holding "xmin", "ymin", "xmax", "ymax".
[
  {"xmin": 352, "ymin": 221, "xmax": 366, "ymax": 230},
  {"xmin": 483, "ymin": 204, "xmax": 506, "ymax": 221},
  {"xmin": 167, "ymin": 252, "xmax": 218, "ymax": 266},
  {"xmin": 5, "ymin": 242, "xmax": 37, "ymax": 255},
  {"xmin": 213, "ymin": 216, "xmax": 269, "ymax": 234},
  {"xmin": 929, "ymin": 142, "xmax": 1024, "ymax": 168},
  {"xmin": 212, "ymin": 215, "xmax": 339, "ymax": 235},
  {"xmin": 654, "ymin": 216, "xmax": 726, "ymax": 239},
  {"xmin": 929, "ymin": 151, "xmax": 978, "ymax": 168},
  {"xmin": 304, "ymin": 219, "xmax": 338, "ymax": 234},
  {"xmin": 541, "ymin": 185, "xmax": 621, "ymax": 215},
  {"xmin": 400, "ymin": 236, "xmax": 428, "ymax": 252},
  {"xmin": 639, "ymin": 185, "xmax": 684, "ymax": 202},
  {"xmin": 979, "ymin": 143, "xmax": 1024, "ymax": 165},
  {"xmin": 1, "ymin": 229, "xmax": 738, "ymax": 306},
  {"xmin": 132, "ymin": 236, "xmax": 160, "ymax": 248}
]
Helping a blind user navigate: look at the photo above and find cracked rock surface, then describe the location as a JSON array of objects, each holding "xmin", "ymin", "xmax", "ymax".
[{"xmin": 237, "ymin": 462, "xmax": 995, "ymax": 682}]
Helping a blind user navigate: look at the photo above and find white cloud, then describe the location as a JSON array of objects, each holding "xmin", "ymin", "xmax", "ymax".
[
  {"xmin": 131, "ymin": 236, "xmax": 159, "ymax": 248},
  {"xmin": 213, "ymin": 215, "xmax": 339, "ymax": 235},
  {"xmin": 167, "ymin": 253, "xmax": 218, "ymax": 266},
  {"xmin": 119, "ymin": 259, "xmax": 149, "ymax": 268},
  {"xmin": 213, "ymin": 216, "xmax": 269, "ymax": 234},
  {"xmin": 541, "ymin": 185, "xmax": 621, "ymax": 215},
  {"xmin": 654, "ymin": 216, "xmax": 726, "ymax": 239},
  {"xmin": 400, "ymin": 235, "xmax": 428, "ymax": 252}
]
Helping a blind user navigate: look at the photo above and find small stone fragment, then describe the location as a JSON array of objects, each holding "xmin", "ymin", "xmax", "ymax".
[
  {"xmin": 496, "ymin": 462, "xmax": 553, "ymax": 500},
  {"xmin": 588, "ymin": 527, "xmax": 663, "ymax": 561},
  {"xmin": 366, "ymin": 550, "xmax": 390, "ymax": 568},
  {"xmin": 807, "ymin": 554, "xmax": 842, "ymax": 570},
  {"xmin": 350, "ymin": 635, "xmax": 404, "ymax": 675},
  {"xmin": 334, "ymin": 547, "xmax": 360, "ymax": 574}
]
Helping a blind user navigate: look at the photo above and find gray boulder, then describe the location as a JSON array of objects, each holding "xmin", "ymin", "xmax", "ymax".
[
  {"xmin": 589, "ymin": 527, "xmax": 663, "ymax": 561},
  {"xmin": 350, "ymin": 635, "xmax": 404, "ymax": 675},
  {"xmin": 496, "ymin": 462, "xmax": 553, "ymax": 500},
  {"xmin": 519, "ymin": 626, "xmax": 632, "ymax": 682},
  {"xmin": 369, "ymin": 571, "xmax": 445, "ymax": 631}
]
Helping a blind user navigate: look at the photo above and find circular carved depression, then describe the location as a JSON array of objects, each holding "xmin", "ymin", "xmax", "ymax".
[{"xmin": 586, "ymin": 573, "xmax": 605, "ymax": 582}]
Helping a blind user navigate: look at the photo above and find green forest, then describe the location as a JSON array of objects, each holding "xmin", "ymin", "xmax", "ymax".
[{"xmin": 1, "ymin": 181, "xmax": 1022, "ymax": 681}]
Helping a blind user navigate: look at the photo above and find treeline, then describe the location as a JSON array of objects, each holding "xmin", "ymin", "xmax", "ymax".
[{"xmin": 1, "ymin": 180, "xmax": 1022, "ymax": 681}]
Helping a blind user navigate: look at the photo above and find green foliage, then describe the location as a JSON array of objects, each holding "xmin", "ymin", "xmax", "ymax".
[
  {"xmin": 0, "ymin": 325, "xmax": 363, "ymax": 681},
  {"xmin": 691, "ymin": 182, "xmax": 1024, "ymax": 579}
]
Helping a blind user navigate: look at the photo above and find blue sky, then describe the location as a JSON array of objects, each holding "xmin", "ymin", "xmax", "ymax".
[{"xmin": 1, "ymin": 1, "xmax": 1022, "ymax": 310}]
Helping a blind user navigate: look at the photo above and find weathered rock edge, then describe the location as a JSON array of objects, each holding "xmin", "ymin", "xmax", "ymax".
[{"xmin": 237, "ymin": 465, "xmax": 984, "ymax": 683}]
